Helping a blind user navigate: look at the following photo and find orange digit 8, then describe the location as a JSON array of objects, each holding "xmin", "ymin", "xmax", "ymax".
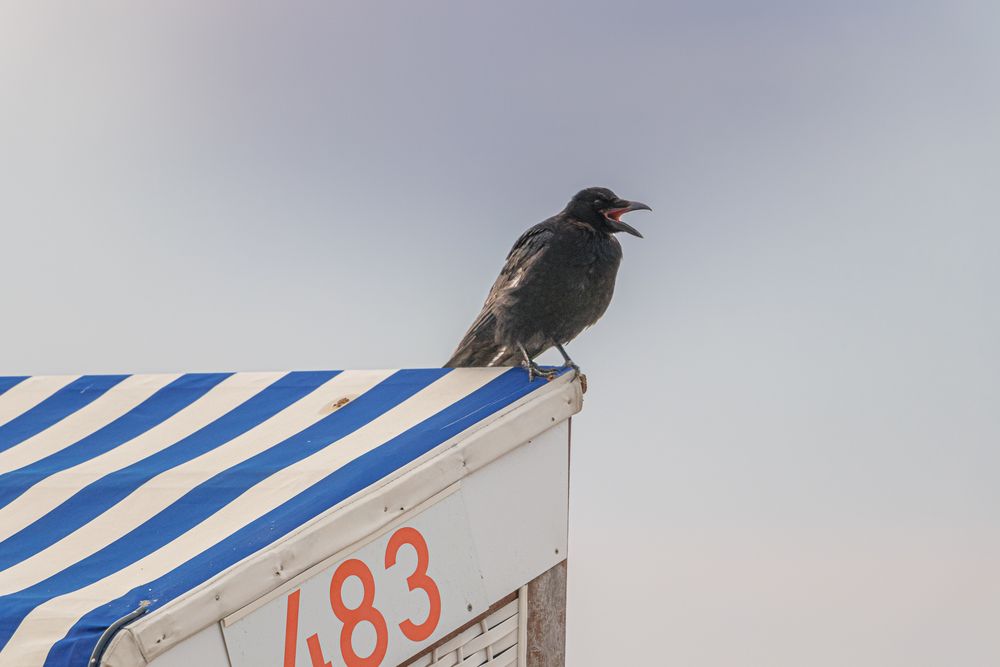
[
  {"xmin": 384, "ymin": 527, "xmax": 441, "ymax": 642},
  {"xmin": 329, "ymin": 558, "xmax": 389, "ymax": 667}
]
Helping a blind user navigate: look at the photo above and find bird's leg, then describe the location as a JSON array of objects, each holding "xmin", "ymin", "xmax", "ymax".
[
  {"xmin": 554, "ymin": 342, "xmax": 587, "ymax": 392},
  {"xmin": 554, "ymin": 343, "xmax": 580, "ymax": 373},
  {"xmin": 518, "ymin": 343, "xmax": 557, "ymax": 382}
]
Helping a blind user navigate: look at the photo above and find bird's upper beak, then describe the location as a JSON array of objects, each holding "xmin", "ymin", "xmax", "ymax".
[{"xmin": 605, "ymin": 200, "xmax": 651, "ymax": 238}]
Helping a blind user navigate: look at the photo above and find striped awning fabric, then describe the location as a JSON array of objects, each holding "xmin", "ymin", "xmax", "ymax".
[{"xmin": 0, "ymin": 367, "xmax": 561, "ymax": 666}]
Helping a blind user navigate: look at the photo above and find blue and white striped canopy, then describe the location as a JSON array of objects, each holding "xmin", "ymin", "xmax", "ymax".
[{"xmin": 0, "ymin": 367, "xmax": 560, "ymax": 666}]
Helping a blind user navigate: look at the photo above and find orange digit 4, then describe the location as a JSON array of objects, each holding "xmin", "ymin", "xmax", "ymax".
[
  {"xmin": 283, "ymin": 589, "xmax": 301, "ymax": 667},
  {"xmin": 306, "ymin": 634, "xmax": 332, "ymax": 667}
]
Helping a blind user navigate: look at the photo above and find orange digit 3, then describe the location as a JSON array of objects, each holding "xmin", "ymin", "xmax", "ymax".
[{"xmin": 384, "ymin": 527, "xmax": 442, "ymax": 642}]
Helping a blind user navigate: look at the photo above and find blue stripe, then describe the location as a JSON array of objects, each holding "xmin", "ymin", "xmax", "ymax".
[
  {"xmin": 0, "ymin": 377, "xmax": 28, "ymax": 398},
  {"xmin": 0, "ymin": 369, "xmax": 459, "ymax": 654},
  {"xmin": 0, "ymin": 372, "xmax": 335, "ymax": 570},
  {"xmin": 0, "ymin": 373, "xmax": 232, "ymax": 513},
  {"xmin": 0, "ymin": 376, "xmax": 130, "ymax": 454},
  {"xmin": 43, "ymin": 368, "xmax": 555, "ymax": 665}
]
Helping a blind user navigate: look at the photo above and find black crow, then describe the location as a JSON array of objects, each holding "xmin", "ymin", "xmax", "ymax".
[{"xmin": 446, "ymin": 187, "xmax": 650, "ymax": 379}]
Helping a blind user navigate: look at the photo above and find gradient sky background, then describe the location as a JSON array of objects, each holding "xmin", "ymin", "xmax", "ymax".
[{"xmin": 2, "ymin": 2, "xmax": 998, "ymax": 665}]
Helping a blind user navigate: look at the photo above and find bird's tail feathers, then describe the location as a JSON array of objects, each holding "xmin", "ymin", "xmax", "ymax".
[{"xmin": 445, "ymin": 341, "xmax": 519, "ymax": 368}]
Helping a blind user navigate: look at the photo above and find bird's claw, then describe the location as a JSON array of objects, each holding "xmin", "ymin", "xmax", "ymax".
[
  {"xmin": 561, "ymin": 362, "xmax": 586, "ymax": 391},
  {"xmin": 523, "ymin": 360, "xmax": 558, "ymax": 382}
]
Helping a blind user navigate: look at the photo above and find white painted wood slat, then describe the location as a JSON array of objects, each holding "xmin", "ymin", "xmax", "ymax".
[{"xmin": 408, "ymin": 594, "xmax": 523, "ymax": 667}]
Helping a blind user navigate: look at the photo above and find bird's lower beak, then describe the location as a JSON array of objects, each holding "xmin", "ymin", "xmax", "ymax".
[
  {"xmin": 616, "ymin": 221, "xmax": 644, "ymax": 238},
  {"xmin": 607, "ymin": 200, "xmax": 651, "ymax": 238}
]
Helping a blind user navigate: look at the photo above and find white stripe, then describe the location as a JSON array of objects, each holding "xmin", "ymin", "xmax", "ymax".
[
  {"xmin": 0, "ymin": 374, "xmax": 181, "ymax": 475},
  {"xmin": 0, "ymin": 370, "xmax": 392, "ymax": 595},
  {"xmin": 0, "ymin": 376, "xmax": 79, "ymax": 430},
  {"xmin": 0, "ymin": 372, "xmax": 284, "ymax": 544},
  {"xmin": 0, "ymin": 368, "xmax": 506, "ymax": 666}
]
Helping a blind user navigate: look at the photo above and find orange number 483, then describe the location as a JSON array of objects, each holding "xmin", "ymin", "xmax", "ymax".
[{"xmin": 283, "ymin": 526, "xmax": 442, "ymax": 667}]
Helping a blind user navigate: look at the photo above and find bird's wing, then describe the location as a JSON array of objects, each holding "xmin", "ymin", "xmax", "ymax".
[
  {"xmin": 485, "ymin": 222, "xmax": 555, "ymax": 303},
  {"xmin": 445, "ymin": 223, "xmax": 555, "ymax": 367}
]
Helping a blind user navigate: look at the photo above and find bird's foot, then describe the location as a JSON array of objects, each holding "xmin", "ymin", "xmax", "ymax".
[
  {"xmin": 560, "ymin": 361, "xmax": 586, "ymax": 391},
  {"xmin": 523, "ymin": 360, "xmax": 558, "ymax": 382},
  {"xmin": 553, "ymin": 344, "xmax": 580, "ymax": 377}
]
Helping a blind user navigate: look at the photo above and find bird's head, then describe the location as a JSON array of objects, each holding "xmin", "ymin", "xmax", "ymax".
[{"xmin": 564, "ymin": 187, "xmax": 651, "ymax": 238}]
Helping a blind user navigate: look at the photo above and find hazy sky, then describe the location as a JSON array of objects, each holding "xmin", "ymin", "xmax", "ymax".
[{"xmin": 2, "ymin": 2, "xmax": 998, "ymax": 665}]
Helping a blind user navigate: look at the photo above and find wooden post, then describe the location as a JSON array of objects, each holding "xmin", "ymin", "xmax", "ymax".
[{"xmin": 525, "ymin": 560, "xmax": 567, "ymax": 667}]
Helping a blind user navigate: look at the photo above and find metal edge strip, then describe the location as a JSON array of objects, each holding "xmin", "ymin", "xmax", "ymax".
[{"xmin": 89, "ymin": 600, "xmax": 149, "ymax": 666}]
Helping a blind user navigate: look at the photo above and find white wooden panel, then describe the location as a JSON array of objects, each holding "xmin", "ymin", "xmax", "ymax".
[
  {"xmin": 463, "ymin": 421, "xmax": 569, "ymax": 603},
  {"xmin": 222, "ymin": 491, "xmax": 488, "ymax": 667}
]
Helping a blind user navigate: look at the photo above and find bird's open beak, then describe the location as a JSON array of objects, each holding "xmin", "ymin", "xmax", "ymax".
[{"xmin": 605, "ymin": 200, "xmax": 651, "ymax": 238}]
